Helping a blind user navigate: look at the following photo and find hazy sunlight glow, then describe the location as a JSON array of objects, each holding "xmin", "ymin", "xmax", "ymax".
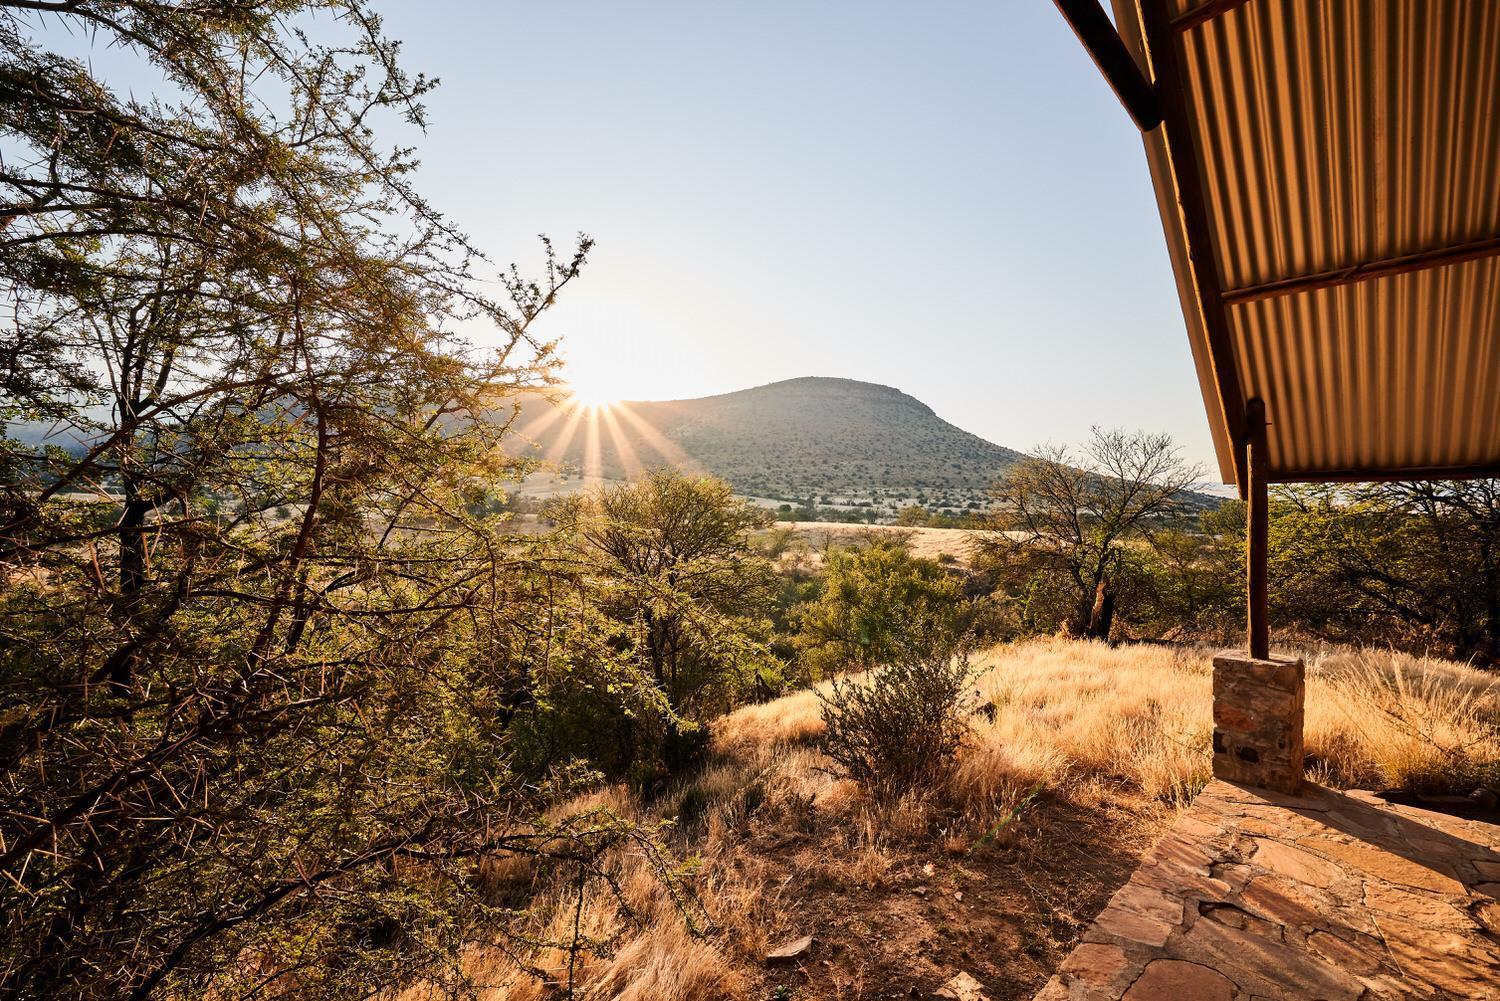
[
  {"xmin": 562, "ymin": 367, "xmax": 621, "ymax": 411},
  {"xmin": 566, "ymin": 388, "xmax": 615, "ymax": 411}
]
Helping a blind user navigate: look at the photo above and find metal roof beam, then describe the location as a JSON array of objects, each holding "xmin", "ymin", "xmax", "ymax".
[
  {"xmin": 1169, "ymin": 0, "xmax": 1254, "ymax": 34},
  {"xmin": 1053, "ymin": 0, "xmax": 1163, "ymax": 132},
  {"xmin": 1136, "ymin": 0, "xmax": 1249, "ymax": 491},
  {"xmin": 1222, "ymin": 234, "xmax": 1500, "ymax": 307},
  {"xmin": 1274, "ymin": 463, "xmax": 1500, "ymax": 485}
]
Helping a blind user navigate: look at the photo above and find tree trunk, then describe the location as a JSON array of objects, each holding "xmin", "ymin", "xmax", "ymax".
[
  {"xmin": 112, "ymin": 477, "xmax": 151, "ymax": 690},
  {"xmin": 1085, "ymin": 578, "xmax": 1115, "ymax": 641}
]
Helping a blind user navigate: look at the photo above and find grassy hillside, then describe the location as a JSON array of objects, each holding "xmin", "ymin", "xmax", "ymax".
[
  {"xmin": 511, "ymin": 377, "xmax": 1026, "ymax": 514},
  {"xmin": 402, "ymin": 639, "xmax": 1500, "ymax": 1001}
]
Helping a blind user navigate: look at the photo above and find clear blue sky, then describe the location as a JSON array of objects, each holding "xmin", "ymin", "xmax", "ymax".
[{"xmin": 373, "ymin": 2, "xmax": 1215, "ymax": 469}]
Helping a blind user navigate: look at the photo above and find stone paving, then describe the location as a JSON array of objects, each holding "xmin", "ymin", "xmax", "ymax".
[{"xmin": 1034, "ymin": 780, "xmax": 1500, "ymax": 1000}]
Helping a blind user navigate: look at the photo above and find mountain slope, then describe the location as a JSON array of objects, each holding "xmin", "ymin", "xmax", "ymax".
[{"xmin": 511, "ymin": 376, "xmax": 1024, "ymax": 508}]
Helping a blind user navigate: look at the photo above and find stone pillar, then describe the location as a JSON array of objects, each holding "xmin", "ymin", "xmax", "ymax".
[{"xmin": 1211, "ymin": 650, "xmax": 1304, "ymax": 795}]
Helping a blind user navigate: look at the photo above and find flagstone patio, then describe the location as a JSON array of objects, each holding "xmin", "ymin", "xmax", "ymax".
[{"xmin": 1034, "ymin": 780, "xmax": 1500, "ymax": 1000}]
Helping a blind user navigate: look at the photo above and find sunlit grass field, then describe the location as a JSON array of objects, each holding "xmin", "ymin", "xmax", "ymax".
[{"xmin": 404, "ymin": 638, "xmax": 1500, "ymax": 1000}]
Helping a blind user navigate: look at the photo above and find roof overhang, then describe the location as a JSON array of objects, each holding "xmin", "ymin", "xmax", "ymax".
[{"xmin": 1059, "ymin": 0, "xmax": 1500, "ymax": 491}]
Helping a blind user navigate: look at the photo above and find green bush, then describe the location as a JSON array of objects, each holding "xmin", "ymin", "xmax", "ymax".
[
  {"xmin": 545, "ymin": 471, "xmax": 780, "ymax": 788},
  {"xmin": 794, "ymin": 537, "xmax": 965, "ymax": 677}
]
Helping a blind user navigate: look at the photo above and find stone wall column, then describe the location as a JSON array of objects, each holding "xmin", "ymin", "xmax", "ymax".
[{"xmin": 1211, "ymin": 650, "xmax": 1304, "ymax": 794}]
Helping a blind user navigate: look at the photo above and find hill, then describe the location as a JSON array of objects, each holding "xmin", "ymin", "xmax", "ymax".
[{"xmin": 510, "ymin": 376, "xmax": 1025, "ymax": 514}]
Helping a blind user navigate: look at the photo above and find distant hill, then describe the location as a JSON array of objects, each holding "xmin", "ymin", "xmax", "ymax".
[
  {"xmin": 509, "ymin": 376, "xmax": 1026, "ymax": 513},
  {"xmin": 8, "ymin": 377, "xmax": 1216, "ymax": 517}
]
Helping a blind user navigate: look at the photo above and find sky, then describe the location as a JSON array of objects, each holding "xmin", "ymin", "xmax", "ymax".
[
  {"xmin": 366, "ymin": 1, "xmax": 1220, "ymax": 473},
  {"xmin": 26, "ymin": 1, "xmax": 1218, "ymax": 475}
]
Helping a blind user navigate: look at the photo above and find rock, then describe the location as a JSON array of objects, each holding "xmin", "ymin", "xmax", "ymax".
[
  {"xmin": 1093, "ymin": 905, "xmax": 1174, "ymax": 947},
  {"xmin": 1211, "ymin": 652, "xmax": 1305, "ymax": 794},
  {"xmin": 1109, "ymin": 883, "xmax": 1183, "ymax": 924},
  {"xmin": 1055, "ymin": 943, "xmax": 1134, "ymax": 990},
  {"xmin": 922, "ymin": 862, "xmax": 936, "ymax": 877},
  {"xmin": 1364, "ymin": 881, "xmax": 1465, "ymax": 926},
  {"xmin": 1371, "ymin": 913, "xmax": 1500, "ymax": 997},
  {"xmin": 1249, "ymin": 838, "xmax": 1342, "ymax": 888},
  {"xmin": 1473, "ymin": 787, "xmax": 1500, "ymax": 810},
  {"xmin": 933, "ymin": 971, "xmax": 988, "ymax": 1001},
  {"xmin": 765, "ymin": 934, "xmax": 813, "ymax": 965},
  {"xmin": 1041, "ymin": 779, "xmax": 1500, "ymax": 1001},
  {"xmin": 1314, "ymin": 838, "xmax": 1465, "ymax": 895},
  {"xmin": 1307, "ymin": 929, "xmax": 1386, "ymax": 975},
  {"xmin": 1180, "ymin": 912, "xmax": 1366, "ymax": 1000},
  {"xmin": 1122, "ymin": 959, "xmax": 1234, "ymax": 1000},
  {"xmin": 1238, "ymin": 873, "xmax": 1324, "ymax": 927}
]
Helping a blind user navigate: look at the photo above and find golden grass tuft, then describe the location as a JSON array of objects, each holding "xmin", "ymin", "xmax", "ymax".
[
  {"xmin": 416, "ymin": 782, "xmax": 747, "ymax": 1001},
  {"xmin": 715, "ymin": 637, "xmax": 1500, "ymax": 814},
  {"xmin": 1305, "ymin": 647, "xmax": 1500, "ymax": 792},
  {"xmin": 579, "ymin": 920, "xmax": 748, "ymax": 1001},
  {"xmin": 965, "ymin": 639, "xmax": 1213, "ymax": 804},
  {"xmin": 709, "ymin": 687, "xmax": 825, "ymax": 753}
]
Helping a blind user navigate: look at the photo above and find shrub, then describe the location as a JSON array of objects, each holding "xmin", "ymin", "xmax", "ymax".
[
  {"xmin": 794, "ymin": 537, "xmax": 966, "ymax": 678},
  {"xmin": 817, "ymin": 649, "xmax": 974, "ymax": 790}
]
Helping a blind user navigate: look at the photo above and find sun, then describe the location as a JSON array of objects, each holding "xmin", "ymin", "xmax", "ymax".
[
  {"xmin": 561, "ymin": 362, "xmax": 623, "ymax": 412},
  {"xmin": 565, "ymin": 383, "xmax": 616, "ymax": 412}
]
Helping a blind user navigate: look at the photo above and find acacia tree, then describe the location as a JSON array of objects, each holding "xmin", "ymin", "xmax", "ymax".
[
  {"xmin": 0, "ymin": 4, "xmax": 654, "ymax": 999},
  {"xmin": 551, "ymin": 472, "xmax": 779, "ymax": 777},
  {"xmin": 1131, "ymin": 498, "xmax": 1244, "ymax": 637},
  {"xmin": 1271, "ymin": 481, "xmax": 1500, "ymax": 661},
  {"xmin": 974, "ymin": 428, "xmax": 1201, "ymax": 639}
]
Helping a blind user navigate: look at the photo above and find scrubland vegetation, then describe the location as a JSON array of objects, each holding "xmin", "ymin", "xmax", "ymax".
[
  {"xmin": 395, "ymin": 638, "xmax": 1498, "ymax": 1000},
  {"xmin": 4, "ymin": 3, "xmax": 1500, "ymax": 1000}
]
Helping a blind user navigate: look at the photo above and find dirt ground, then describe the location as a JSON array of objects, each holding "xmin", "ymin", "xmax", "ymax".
[{"xmin": 708, "ymin": 787, "xmax": 1171, "ymax": 1000}]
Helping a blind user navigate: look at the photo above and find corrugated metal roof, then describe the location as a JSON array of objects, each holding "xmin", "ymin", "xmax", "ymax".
[{"xmin": 1111, "ymin": 0, "xmax": 1500, "ymax": 484}]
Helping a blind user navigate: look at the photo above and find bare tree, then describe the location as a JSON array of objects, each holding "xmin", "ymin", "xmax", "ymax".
[{"xmin": 974, "ymin": 428, "xmax": 1202, "ymax": 639}]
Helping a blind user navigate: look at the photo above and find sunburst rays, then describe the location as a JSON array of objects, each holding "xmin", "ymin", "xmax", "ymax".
[
  {"xmin": 541, "ymin": 399, "xmax": 588, "ymax": 468},
  {"xmin": 580, "ymin": 403, "xmax": 603, "ymax": 483},
  {"xmin": 515, "ymin": 393, "xmax": 698, "ymax": 485},
  {"xmin": 610, "ymin": 401, "xmax": 700, "ymax": 472},
  {"xmin": 598, "ymin": 405, "xmax": 643, "ymax": 478}
]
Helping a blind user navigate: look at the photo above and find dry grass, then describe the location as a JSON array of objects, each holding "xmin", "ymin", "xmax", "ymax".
[
  {"xmin": 413, "ymin": 638, "xmax": 1498, "ymax": 1000},
  {"xmin": 953, "ymin": 638, "xmax": 1498, "ymax": 806},
  {"xmin": 398, "ymin": 784, "xmax": 748, "ymax": 1001},
  {"xmin": 964, "ymin": 640, "xmax": 1213, "ymax": 805},
  {"xmin": 770, "ymin": 521, "xmax": 979, "ymax": 565},
  {"xmin": 1305, "ymin": 646, "xmax": 1500, "ymax": 792},
  {"xmin": 968, "ymin": 638, "xmax": 1500, "ymax": 802},
  {"xmin": 710, "ymin": 686, "xmax": 825, "ymax": 753}
]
